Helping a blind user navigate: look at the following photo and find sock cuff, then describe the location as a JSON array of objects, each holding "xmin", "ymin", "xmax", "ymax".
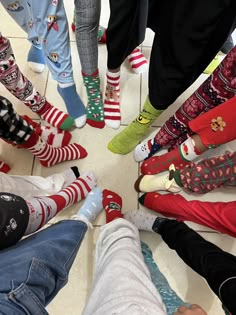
[
  {"xmin": 71, "ymin": 214, "xmax": 93, "ymax": 229},
  {"xmin": 106, "ymin": 70, "xmax": 120, "ymax": 78},
  {"xmin": 21, "ymin": 131, "xmax": 39, "ymax": 148},
  {"xmin": 143, "ymin": 96, "xmax": 164, "ymax": 116},
  {"xmin": 82, "ymin": 69, "xmax": 99, "ymax": 77},
  {"xmin": 152, "ymin": 217, "xmax": 168, "ymax": 234}
]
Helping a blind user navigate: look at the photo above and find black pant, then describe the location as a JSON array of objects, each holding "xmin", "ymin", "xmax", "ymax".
[
  {"xmin": 107, "ymin": 0, "xmax": 236, "ymax": 110},
  {"xmin": 158, "ymin": 220, "xmax": 236, "ymax": 314}
]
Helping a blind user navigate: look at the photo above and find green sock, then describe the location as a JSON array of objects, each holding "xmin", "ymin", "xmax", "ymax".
[
  {"xmin": 83, "ymin": 71, "xmax": 105, "ymax": 129},
  {"xmin": 107, "ymin": 97, "xmax": 163, "ymax": 154},
  {"xmin": 60, "ymin": 116, "xmax": 75, "ymax": 130}
]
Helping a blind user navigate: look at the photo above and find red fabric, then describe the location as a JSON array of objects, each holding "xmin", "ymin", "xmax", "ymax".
[
  {"xmin": 143, "ymin": 192, "xmax": 236, "ymax": 237},
  {"xmin": 102, "ymin": 189, "xmax": 123, "ymax": 223},
  {"xmin": 189, "ymin": 96, "xmax": 236, "ymax": 148}
]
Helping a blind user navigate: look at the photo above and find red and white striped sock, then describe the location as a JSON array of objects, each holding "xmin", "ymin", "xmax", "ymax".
[
  {"xmin": 128, "ymin": 48, "xmax": 148, "ymax": 75},
  {"xmin": 104, "ymin": 70, "xmax": 121, "ymax": 129},
  {"xmin": 22, "ymin": 115, "xmax": 72, "ymax": 147},
  {"xmin": 25, "ymin": 171, "xmax": 97, "ymax": 234},
  {"xmin": 0, "ymin": 161, "xmax": 11, "ymax": 173},
  {"xmin": 37, "ymin": 101, "xmax": 74, "ymax": 130},
  {"xmin": 22, "ymin": 131, "xmax": 87, "ymax": 167}
]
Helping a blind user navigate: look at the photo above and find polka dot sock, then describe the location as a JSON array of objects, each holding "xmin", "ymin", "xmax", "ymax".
[
  {"xmin": 127, "ymin": 48, "xmax": 148, "ymax": 75},
  {"xmin": 104, "ymin": 70, "xmax": 121, "ymax": 129},
  {"xmin": 102, "ymin": 189, "xmax": 123, "ymax": 223},
  {"xmin": 124, "ymin": 209, "xmax": 158, "ymax": 232},
  {"xmin": 73, "ymin": 187, "xmax": 103, "ymax": 225},
  {"xmin": 22, "ymin": 131, "xmax": 87, "ymax": 167},
  {"xmin": 83, "ymin": 70, "xmax": 105, "ymax": 129}
]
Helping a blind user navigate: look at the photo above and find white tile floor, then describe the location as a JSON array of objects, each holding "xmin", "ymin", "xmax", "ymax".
[{"xmin": 1, "ymin": 1, "xmax": 236, "ymax": 314}]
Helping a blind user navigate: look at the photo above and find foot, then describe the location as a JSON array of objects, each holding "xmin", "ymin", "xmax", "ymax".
[
  {"xmin": 27, "ymin": 45, "xmax": 45, "ymax": 73},
  {"xmin": 98, "ymin": 25, "xmax": 106, "ymax": 44},
  {"xmin": 102, "ymin": 189, "xmax": 123, "ymax": 223},
  {"xmin": 124, "ymin": 209, "xmax": 157, "ymax": 232},
  {"xmin": 133, "ymin": 138, "xmax": 162, "ymax": 162},
  {"xmin": 0, "ymin": 161, "xmax": 10, "ymax": 173},
  {"xmin": 127, "ymin": 48, "xmax": 148, "ymax": 75},
  {"xmin": 134, "ymin": 164, "xmax": 181, "ymax": 193},
  {"xmin": 74, "ymin": 187, "xmax": 103, "ymax": 224},
  {"xmin": 57, "ymin": 84, "xmax": 86, "ymax": 128}
]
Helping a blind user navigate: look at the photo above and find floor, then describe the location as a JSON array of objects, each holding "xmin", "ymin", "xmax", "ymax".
[{"xmin": 1, "ymin": 1, "xmax": 236, "ymax": 314}]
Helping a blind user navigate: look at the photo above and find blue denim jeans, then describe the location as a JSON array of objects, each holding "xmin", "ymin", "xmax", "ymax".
[{"xmin": 0, "ymin": 220, "xmax": 87, "ymax": 314}]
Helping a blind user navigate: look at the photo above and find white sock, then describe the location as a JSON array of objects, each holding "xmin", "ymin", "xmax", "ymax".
[{"xmin": 124, "ymin": 209, "xmax": 157, "ymax": 232}]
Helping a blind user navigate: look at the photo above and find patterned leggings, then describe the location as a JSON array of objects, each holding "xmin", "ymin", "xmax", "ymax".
[
  {"xmin": 154, "ymin": 46, "xmax": 236, "ymax": 150},
  {"xmin": 0, "ymin": 96, "xmax": 33, "ymax": 145}
]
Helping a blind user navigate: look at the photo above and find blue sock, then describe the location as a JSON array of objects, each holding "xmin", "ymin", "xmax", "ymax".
[
  {"xmin": 76, "ymin": 187, "xmax": 103, "ymax": 223},
  {"xmin": 57, "ymin": 84, "xmax": 86, "ymax": 128},
  {"xmin": 27, "ymin": 45, "xmax": 45, "ymax": 73}
]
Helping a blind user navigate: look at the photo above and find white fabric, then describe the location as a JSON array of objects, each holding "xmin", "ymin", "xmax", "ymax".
[
  {"xmin": 0, "ymin": 169, "xmax": 76, "ymax": 199},
  {"xmin": 82, "ymin": 219, "xmax": 167, "ymax": 315}
]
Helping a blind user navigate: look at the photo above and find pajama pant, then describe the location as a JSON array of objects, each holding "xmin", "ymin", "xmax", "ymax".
[
  {"xmin": 0, "ymin": 95, "xmax": 33, "ymax": 145},
  {"xmin": 74, "ymin": 0, "xmax": 100, "ymax": 75},
  {"xmin": 154, "ymin": 46, "xmax": 236, "ymax": 150},
  {"xmin": 107, "ymin": 0, "xmax": 236, "ymax": 110},
  {"xmin": 1, "ymin": 0, "xmax": 74, "ymax": 83},
  {"xmin": 178, "ymin": 151, "xmax": 236, "ymax": 193},
  {"xmin": 0, "ymin": 33, "xmax": 47, "ymax": 112},
  {"xmin": 148, "ymin": 193, "xmax": 236, "ymax": 238},
  {"xmin": 82, "ymin": 218, "xmax": 167, "ymax": 315},
  {"xmin": 158, "ymin": 220, "xmax": 236, "ymax": 314}
]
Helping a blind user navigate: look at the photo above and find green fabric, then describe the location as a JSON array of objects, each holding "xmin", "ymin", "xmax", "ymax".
[
  {"xmin": 60, "ymin": 116, "xmax": 75, "ymax": 130},
  {"xmin": 108, "ymin": 97, "xmax": 163, "ymax": 154},
  {"xmin": 83, "ymin": 74, "xmax": 104, "ymax": 124},
  {"xmin": 173, "ymin": 170, "xmax": 183, "ymax": 187}
]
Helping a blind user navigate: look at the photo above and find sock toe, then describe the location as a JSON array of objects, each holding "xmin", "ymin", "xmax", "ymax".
[{"xmin": 75, "ymin": 114, "xmax": 87, "ymax": 128}]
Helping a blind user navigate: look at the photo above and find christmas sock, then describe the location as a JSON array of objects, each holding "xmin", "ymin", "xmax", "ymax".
[
  {"xmin": 83, "ymin": 70, "xmax": 105, "ymax": 129},
  {"xmin": 124, "ymin": 209, "xmax": 162, "ymax": 232},
  {"xmin": 57, "ymin": 84, "xmax": 86, "ymax": 128},
  {"xmin": 141, "ymin": 136, "xmax": 201, "ymax": 175},
  {"xmin": 108, "ymin": 97, "xmax": 163, "ymax": 154},
  {"xmin": 0, "ymin": 161, "xmax": 11, "ymax": 173},
  {"xmin": 22, "ymin": 115, "xmax": 72, "ymax": 147},
  {"xmin": 27, "ymin": 45, "xmax": 45, "ymax": 73},
  {"xmin": 98, "ymin": 25, "xmax": 106, "ymax": 43},
  {"xmin": 104, "ymin": 70, "xmax": 121, "ymax": 129},
  {"xmin": 21, "ymin": 131, "xmax": 87, "ymax": 167},
  {"xmin": 36, "ymin": 100, "xmax": 75, "ymax": 130},
  {"xmin": 102, "ymin": 189, "xmax": 123, "ymax": 223},
  {"xmin": 133, "ymin": 138, "xmax": 162, "ymax": 162},
  {"xmin": 138, "ymin": 192, "xmax": 161, "ymax": 209},
  {"xmin": 128, "ymin": 48, "xmax": 148, "ymax": 75},
  {"xmin": 25, "ymin": 171, "xmax": 97, "ymax": 234},
  {"xmin": 134, "ymin": 164, "xmax": 181, "ymax": 193},
  {"xmin": 72, "ymin": 187, "xmax": 103, "ymax": 225}
]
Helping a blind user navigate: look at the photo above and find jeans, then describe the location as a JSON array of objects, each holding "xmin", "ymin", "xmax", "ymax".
[{"xmin": 0, "ymin": 220, "xmax": 87, "ymax": 314}]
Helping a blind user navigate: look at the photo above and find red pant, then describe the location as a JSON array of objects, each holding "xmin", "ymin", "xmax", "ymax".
[{"xmin": 146, "ymin": 193, "xmax": 236, "ymax": 237}]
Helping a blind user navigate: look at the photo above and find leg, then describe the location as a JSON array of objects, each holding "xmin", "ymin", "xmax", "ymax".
[
  {"xmin": 75, "ymin": 0, "xmax": 105, "ymax": 128},
  {"xmin": 82, "ymin": 219, "xmax": 167, "ymax": 315},
  {"xmin": 0, "ymin": 34, "xmax": 74, "ymax": 130},
  {"xmin": 141, "ymin": 242, "xmax": 190, "ymax": 315},
  {"xmin": 134, "ymin": 46, "xmax": 236, "ymax": 162},
  {"xmin": 29, "ymin": 0, "xmax": 86, "ymax": 127},
  {"xmin": 0, "ymin": 167, "xmax": 80, "ymax": 199},
  {"xmin": 139, "ymin": 192, "xmax": 236, "ymax": 237},
  {"xmin": 0, "ymin": 220, "xmax": 88, "ymax": 313}
]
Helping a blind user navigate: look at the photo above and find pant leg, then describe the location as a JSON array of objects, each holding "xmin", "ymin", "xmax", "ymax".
[
  {"xmin": 1, "ymin": 0, "xmax": 39, "ymax": 46},
  {"xmin": 148, "ymin": 0, "xmax": 236, "ymax": 110},
  {"xmin": 74, "ymin": 0, "xmax": 100, "ymax": 75},
  {"xmin": 179, "ymin": 152, "xmax": 236, "ymax": 193},
  {"xmin": 107, "ymin": 0, "xmax": 143, "ymax": 69},
  {"xmin": 82, "ymin": 218, "xmax": 167, "ymax": 315},
  {"xmin": 0, "ymin": 96, "xmax": 33, "ymax": 145},
  {"xmin": 158, "ymin": 219, "xmax": 236, "ymax": 314},
  {"xmin": 141, "ymin": 241, "xmax": 190, "ymax": 315},
  {"xmin": 30, "ymin": 0, "xmax": 74, "ymax": 84},
  {"xmin": 0, "ymin": 172, "xmax": 73, "ymax": 199},
  {"xmin": 0, "ymin": 220, "xmax": 87, "ymax": 314},
  {"xmin": 147, "ymin": 193, "xmax": 236, "ymax": 237}
]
